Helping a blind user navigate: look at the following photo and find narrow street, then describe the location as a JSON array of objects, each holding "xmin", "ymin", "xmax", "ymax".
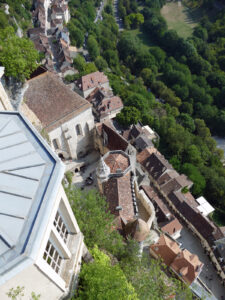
[
  {"xmin": 178, "ymin": 227, "xmax": 225, "ymax": 300},
  {"xmin": 113, "ymin": 0, "xmax": 124, "ymax": 30}
]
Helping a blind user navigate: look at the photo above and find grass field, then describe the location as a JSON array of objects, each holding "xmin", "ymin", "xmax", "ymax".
[
  {"xmin": 161, "ymin": 1, "xmax": 202, "ymax": 38},
  {"xmin": 125, "ymin": 28, "xmax": 155, "ymax": 49}
]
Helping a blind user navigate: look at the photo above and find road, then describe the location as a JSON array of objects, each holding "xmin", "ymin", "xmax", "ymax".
[
  {"xmin": 94, "ymin": 0, "xmax": 105, "ymax": 23},
  {"xmin": 113, "ymin": 0, "xmax": 123, "ymax": 30},
  {"xmin": 178, "ymin": 227, "xmax": 225, "ymax": 300}
]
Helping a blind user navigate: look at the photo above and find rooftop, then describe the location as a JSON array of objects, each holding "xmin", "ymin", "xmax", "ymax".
[
  {"xmin": 160, "ymin": 218, "xmax": 183, "ymax": 236},
  {"xmin": 103, "ymin": 173, "xmax": 134, "ymax": 222},
  {"xmin": 0, "ymin": 112, "xmax": 64, "ymax": 280},
  {"xmin": 104, "ymin": 151, "xmax": 130, "ymax": 173},
  {"xmin": 79, "ymin": 71, "xmax": 109, "ymax": 92},
  {"xmin": 24, "ymin": 72, "xmax": 91, "ymax": 132},
  {"xmin": 196, "ymin": 196, "xmax": 215, "ymax": 216}
]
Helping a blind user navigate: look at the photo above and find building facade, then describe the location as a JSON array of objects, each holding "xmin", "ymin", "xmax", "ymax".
[
  {"xmin": 22, "ymin": 71, "xmax": 95, "ymax": 160},
  {"xmin": 0, "ymin": 112, "xmax": 84, "ymax": 299}
]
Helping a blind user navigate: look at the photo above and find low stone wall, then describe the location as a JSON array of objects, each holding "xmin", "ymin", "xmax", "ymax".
[{"xmin": 135, "ymin": 181, "xmax": 155, "ymax": 229}]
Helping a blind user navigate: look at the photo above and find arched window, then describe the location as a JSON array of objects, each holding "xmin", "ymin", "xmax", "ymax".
[{"xmin": 75, "ymin": 124, "xmax": 82, "ymax": 136}]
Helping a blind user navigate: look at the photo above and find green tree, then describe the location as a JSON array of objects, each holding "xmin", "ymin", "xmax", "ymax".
[
  {"xmin": 74, "ymin": 246, "xmax": 138, "ymax": 300},
  {"xmin": 120, "ymin": 241, "xmax": 193, "ymax": 300},
  {"xmin": 73, "ymin": 54, "xmax": 86, "ymax": 72},
  {"xmin": 0, "ymin": 27, "xmax": 38, "ymax": 81},
  {"xmin": 87, "ymin": 35, "xmax": 100, "ymax": 60},
  {"xmin": 126, "ymin": 13, "xmax": 144, "ymax": 29},
  {"xmin": 65, "ymin": 188, "xmax": 125, "ymax": 257},
  {"xmin": 140, "ymin": 68, "xmax": 155, "ymax": 87},
  {"xmin": 94, "ymin": 56, "xmax": 108, "ymax": 71},
  {"xmin": 177, "ymin": 113, "xmax": 195, "ymax": 132},
  {"xmin": 181, "ymin": 163, "xmax": 206, "ymax": 196},
  {"xmin": 195, "ymin": 118, "xmax": 211, "ymax": 139},
  {"xmin": 0, "ymin": 10, "xmax": 9, "ymax": 28},
  {"xmin": 117, "ymin": 106, "xmax": 141, "ymax": 125}
]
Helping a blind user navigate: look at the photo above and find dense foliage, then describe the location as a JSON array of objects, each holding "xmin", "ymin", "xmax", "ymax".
[
  {"xmin": 67, "ymin": 0, "xmax": 225, "ymax": 220},
  {"xmin": 66, "ymin": 188, "xmax": 192, "ymax": 299},
  {"xmin": 66, "ymin": 188, "xmax": 125, "ymax": 258},
  {"xmin": 0, "ymin": 0, "xmax": 32, "ymax": 31},
  {"xmin": 74, "ymin": 246, "xmax": 138, "ymax": 300},
  {"xmin": 0, "ymin": 26, "xmax": 38, "ymax": 80}
]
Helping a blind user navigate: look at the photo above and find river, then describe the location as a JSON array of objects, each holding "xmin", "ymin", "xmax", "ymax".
[{"xmin": 213, "ymin": 136, "xmax": 225, "ymax": 158}]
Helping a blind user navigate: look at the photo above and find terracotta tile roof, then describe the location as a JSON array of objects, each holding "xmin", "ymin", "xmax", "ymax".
[
  {"xmin": 103, "ymin": 173, "xmax": 134, "ymax": 222},
  {"xmin": 170, "ymin": 249, "xmax": 203, "ymax": 285},
  {"xmin": 150, "ymin": 234, "xmax": 180, "ymax": 266},
  {"xmin": 183, "ymin": 192, "xmax": 198, "ymax": 208},
  {"xmin": 104, "ymin": 152, "xmax": 129, "ymax": 173},
  {"xmin": 175, "ymin": 174, "xmax": 193, "ymax": 189},
  {"xmin": 79, "ymin": 71, "xmax": 109, "ymax": 92},
  {"xmin": 137, "ymin": 147, "xmax": 159, "ymax": 165},
  {"xmin": 151, "ymin": 235, "xmax": 203, "ymax": 285},
  {"xmin": 102, "ymin": 122, "xmax": 129, "ymax": 151},
  {"xmin": 24, "ymin": 72, "xmax": 91, "ymax": 132},
  {"xmin": 161, "ymin": 178, "xmax": 182, "ymax": 196},
  {"xmin": 160, "ymin": 218, "xmax": 183, "ymax": 236},
  {"xmin": 157, "ymin": 170, "xmax": 179, "ymax": 186},
  {"xmin": 98, "ymin": 96, "xmax": 123, "ymax": 118}
]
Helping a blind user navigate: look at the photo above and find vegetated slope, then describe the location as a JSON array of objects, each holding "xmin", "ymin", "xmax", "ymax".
[
  {"xmin": 69, "ymin": 0, "xmax": 225, "ymax": 221},
  {"xmin": 0, "ymin": 0, "xmax": 32, "ymax": 31}
]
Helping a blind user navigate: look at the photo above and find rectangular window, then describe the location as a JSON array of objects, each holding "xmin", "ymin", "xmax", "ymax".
[
  {"xmin": 53, "ymin": 211, "xmax": 69, "ymax": 244},
  {"xmin": 43, "ymin": 241, "xmax": 62, "ymax": 274}
]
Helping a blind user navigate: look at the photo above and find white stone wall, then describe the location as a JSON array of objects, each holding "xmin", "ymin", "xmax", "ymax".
[
  {"xmin": 0, "ymin": 184, "xmax": 84, "ymax": 300},
  {"xmin": 135, "ymin": 181, "xmax": 156, "ymax": 229},
  {"xmin": 0, "ymin": 68, "xmax": 13, "ymax": 111},
  {"xmin": 0, "ymin": 264, "xmax": 63, "ymax": 300},
  {"xmin": 48, "ymin": 106, "xmax": 94, "ymax": 159},
  {"xmin": 83, "ymin": 82, "xmax": 110, "ymax": 98}
]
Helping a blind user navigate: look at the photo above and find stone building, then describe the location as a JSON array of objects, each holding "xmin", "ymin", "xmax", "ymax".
[
  {"xmin": 0, "ymin": 111, "xmax": 85, "ymax": 299},
  {"xmin": 76, "ymin": 71, "xmax": 110, "ymax": 99},
  {"xmin": 150, "ymin": 235, "xmax": 203, "ymax": 285},
  {"xmin": 0, "ymin": 67, "xmax": 13, "ymax": 111},
  {"xmin": 22, "ymin": 71, "xmax": 94, "ymax": 159}
]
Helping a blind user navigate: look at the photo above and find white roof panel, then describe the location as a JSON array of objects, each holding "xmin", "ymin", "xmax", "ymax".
[
  {"xmin": 196, "ymin": 196, "xmax": 214, "ymax": 216},
  {"xmin": 0, "ymin": 112, "xmax": 64, "ymax": 275}
]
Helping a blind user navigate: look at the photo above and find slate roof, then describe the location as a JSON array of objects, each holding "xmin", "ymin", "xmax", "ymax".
[
  {"xmin": 134, "ymin": 134, "xmax": 154, "ymax": 151},
  {"xmin": 101, "ymin": 122, "xmax": 129, "ymax": 151},
  {"xmin": 24, "ymin": 72, "xmax": 91, "ymax": 132},
  {"xmin": 141, "ymin": 185, "xmax": 171, "ymax": 220}
]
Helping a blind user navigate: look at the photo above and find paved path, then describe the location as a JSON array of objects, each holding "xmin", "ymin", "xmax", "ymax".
[
  {"xmin": 113, "ymin": 0, "xmax": 124, "ymax": 30},
  {"xmin": 178, "ymin": 227, "xmax": 225, "ymax": 299}
]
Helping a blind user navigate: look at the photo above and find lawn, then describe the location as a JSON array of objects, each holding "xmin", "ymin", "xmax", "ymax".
[
  {"xmin": 125, "ymin": 28, "xmax": 156, "ymax": 50},
  {"xmin": 161, "ymin": 1, "xmax": 202, "ymax": 38}
]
